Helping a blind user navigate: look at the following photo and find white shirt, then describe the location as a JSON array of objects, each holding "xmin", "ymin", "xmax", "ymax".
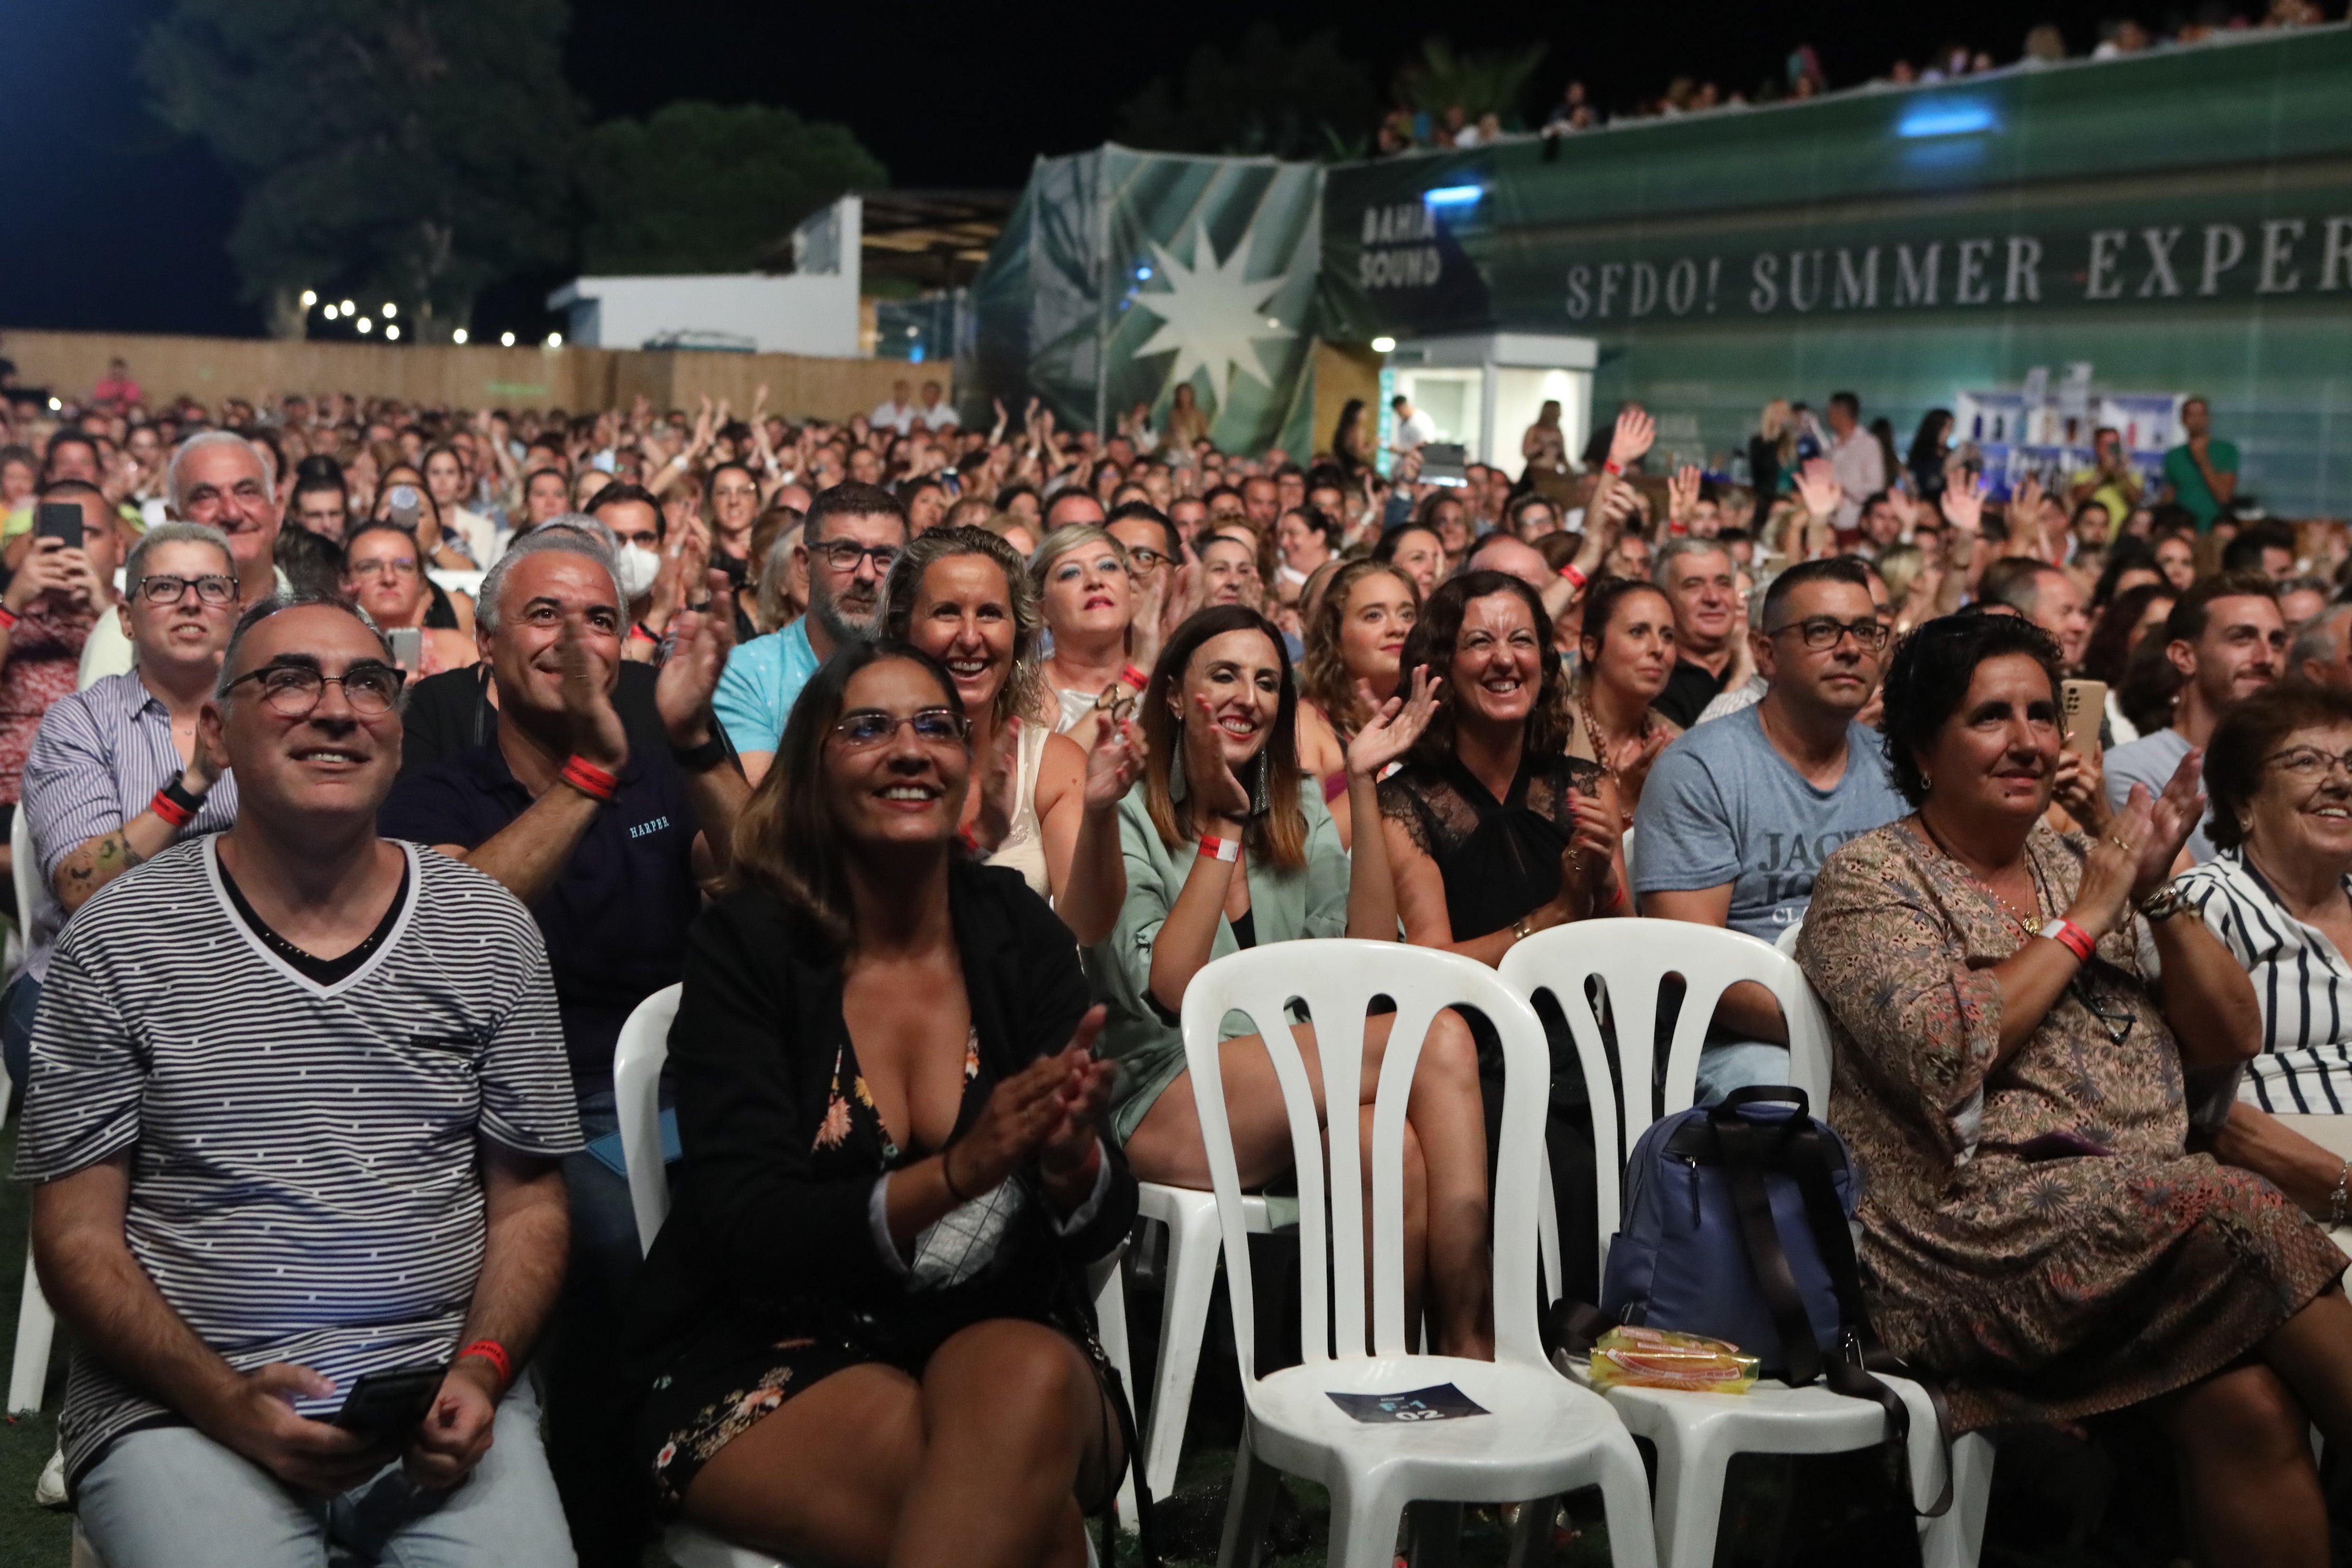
[
  {"xmin": 916, "ymin": 401, "xmax": 959, "ymax": 432},
  {"xmin": 2175, "ymin": 848, "xmax": 2352, "ymax": 1114},
  {"xmin": 1394, "ymin": 409, "xmax": 1438, "ymax": 453},
  {"xmin": 870, "ymin": 399, "xmax": 915, "ymax": 434},
  {"xmin": 1828, "ymin": 426, "xmax": 1886, "ymax": 533}
]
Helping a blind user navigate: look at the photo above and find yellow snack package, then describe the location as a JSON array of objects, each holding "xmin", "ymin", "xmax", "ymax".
[{"xmin": 1587, "ymin": 1325, "xmax": 1760, "ymax": 1394}]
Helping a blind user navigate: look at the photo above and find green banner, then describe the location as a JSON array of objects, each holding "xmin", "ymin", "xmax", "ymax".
[
  {"xmin": 1316, "ymin": 28, "xmax": 2352, "ymax": 512},
  {"xmin": 966, "ymin": 146, "xmax": 1321, "ymax": 457}
]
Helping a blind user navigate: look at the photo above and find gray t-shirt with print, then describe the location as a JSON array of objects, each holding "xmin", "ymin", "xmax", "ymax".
[{"xmin": 1632, "ymin": 705, "xmax": 1908, "ymax": 940}]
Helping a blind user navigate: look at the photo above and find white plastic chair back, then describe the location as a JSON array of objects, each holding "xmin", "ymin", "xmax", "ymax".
[
  {"xmin": 1498, "ymin": 918, "xmax": 1834, "ymax": 1282},
  {"xmin": 613, "ymin": 984, "xmax": 683, "ymax": 1257},
  {"xmin": 1179, "ymin": 939, "xmax": 1553, "ymax": 1373}
]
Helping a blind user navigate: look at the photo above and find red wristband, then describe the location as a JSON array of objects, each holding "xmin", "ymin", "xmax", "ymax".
[
  {"xmin": 629, "ymin": 622, "xmax": 659, "ymax": 645},
  {"xmin": 0, "ymin": 603, "xmax": 18, "ymax": 631},
  {"xmin": 1199, "ymin": 835, "xmax": 1240, "ymax": 862},
  {"xmin": 456, "ymin": 1338, "xmax": 512, "ymax": 1386},
  {"xmin": 2043, "ymin": 918, "xmax": 2096, "ymax": 963},
  {"xmin": 150, "ymin": 789, "xmax": 194, "ymax": 829},
  {"xmin": 1559, "ymin": 563, "xmax": 1587, "ymax": 589},
  {"xmin": 560, "ymin": 756, "xmax": 619, "ymax": 803},
  {"xmin": 1602, "ymin": 460, "xmax": 1623, "ymax": 476},
  {"xmin": 1120, "ymin": 663, "xmax": 1149, "ymax": 691}
]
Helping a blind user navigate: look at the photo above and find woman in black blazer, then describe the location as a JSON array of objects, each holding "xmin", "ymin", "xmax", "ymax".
[{"xmin": 617, "ymin": 637, "xmax": 1136, "ymax": 1568}]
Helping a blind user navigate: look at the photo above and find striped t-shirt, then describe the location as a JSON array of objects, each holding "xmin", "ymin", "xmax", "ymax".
[
  {"xmin": 2175, "ymin": 848, "xmax": 2352, "ymax": 1113},
  {"xmin": 13, "ymin": 836, "xmax": 583, "ymax": 1486}
]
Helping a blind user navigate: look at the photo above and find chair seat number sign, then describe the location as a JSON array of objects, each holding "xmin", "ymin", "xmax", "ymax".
[{"xmin": 1327, "ymin": 1383, "xmax": 1489, "ymax": 1423}]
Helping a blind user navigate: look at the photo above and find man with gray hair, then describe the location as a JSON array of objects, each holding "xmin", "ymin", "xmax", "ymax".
[
  {"xmin": 2291, "ymin": 602, "xmax": 2352, "ymax": 691},
  {"xmin": 713, "ymin": 479, "xmax": 908, "ymax": 785},
  {"xmin": 1651, "ymin": 536, "xmax": 1740, "ymax": 727},
  {"xmin": 378, "ymin": 528, "xmax": 744, "ymax": 1533},
  {"xmin": 6, "ymin": 521, "xmax": 242, "ymax": 1088},
  {"xmin": 166, "ymin": 431, "xmax": 283, "ymax": 608},
  {"xmin": 20, "ymin": 591, "xmax": 578, "ymax": 1566}
]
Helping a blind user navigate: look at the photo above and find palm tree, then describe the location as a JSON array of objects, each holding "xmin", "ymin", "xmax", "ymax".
[{"xmin": 1394, "ymin": 36, "xmax": 1550, "ymax": 127}]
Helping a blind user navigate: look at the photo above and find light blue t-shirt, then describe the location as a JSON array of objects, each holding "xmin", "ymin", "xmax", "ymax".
[
  {"xmin": 1633, "ymin": 705, "xmax": 1907, "ymax": 940},
  {"xmin": 713, "ymin": 620, "xmax": 820, "ymax": 759},
  {"xmin": 2103, "ymin": 726, "xmax": 2212, "ymax": 863}
]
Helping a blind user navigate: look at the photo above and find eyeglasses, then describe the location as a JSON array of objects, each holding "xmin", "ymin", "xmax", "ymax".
[
  {"xmin": 831, "ymin": 706, "xmax": 970, "ymax": 749},
  {"xmin": 1123, "ymin": 545, "xmax": 1172, "ymax": 572},
  {"xmin": 136, "ymin": 573, "xmax": 238, "ymax": 606},
  {"xmin": 224, "ymin": 662, "xmax": 406, "ymax": 718},
  {"xmin": 809, "ymin": 540, "xmax": 901, "ymax": 574},
  {"xmin": 1770, "ymin": 615, "xmax": 1891, "ymax": 652},
  {"xmin": 2265, "ymin": 747, "xmax": 2352, "ymax": 784}
]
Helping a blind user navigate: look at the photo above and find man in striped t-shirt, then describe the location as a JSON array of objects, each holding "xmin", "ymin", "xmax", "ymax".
[{"xmin": 17, "ymin": 594, "xmax": 581, "ymax": 1567}]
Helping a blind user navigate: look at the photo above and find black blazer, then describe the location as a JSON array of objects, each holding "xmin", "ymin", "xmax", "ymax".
[{"xmin": 612, "ymin": 858, "xmax": 1139, "ymax": 1398}]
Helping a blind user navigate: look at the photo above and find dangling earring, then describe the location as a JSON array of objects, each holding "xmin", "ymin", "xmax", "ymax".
[
  {"xmin": 1168, "ymin": 726, "xmax": 1189, "ymax": 804},
  {"xmin": 1248, "ymin": 749, "xmax": 1272, "ymax": 817}
]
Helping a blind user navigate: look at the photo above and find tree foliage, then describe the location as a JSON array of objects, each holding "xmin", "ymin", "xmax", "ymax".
[
  {"xmin": 580, "ymin": 102, "xmax": 888, "ymax": 276},
  {"xmin": 140, "ymin": 0, "xmax": 583, "ymax": 339},
  {"xmin": 1394, "ymin": 36, "xmax": 1551, "ymax": 123},
  {"xmin": 1115, "ymin": 25, "xmax": 1377, "ymax": 162}
]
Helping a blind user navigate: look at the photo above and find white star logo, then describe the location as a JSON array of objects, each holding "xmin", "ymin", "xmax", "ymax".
[{"xmin": 1133, "ymin": 216, "xmax": 1297, "ymax": 416}]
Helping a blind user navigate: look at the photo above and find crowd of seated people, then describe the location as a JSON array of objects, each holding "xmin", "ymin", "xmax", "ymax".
[{"xmin": 5, "ymin": 370, "xmax": 2352, "ymax": 1567}]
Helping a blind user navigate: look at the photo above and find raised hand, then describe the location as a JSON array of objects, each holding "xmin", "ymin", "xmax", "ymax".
[
  {"xmin": 2136, "ymin": 747, "xmax": 2207, "ymax": 897},
  {"xmin": 1036, "ymin": 1008, "xmax": 1115, "ymax": 1182},
  {"xmin": 2069, "ymin": 788, "xmax": 2152, "ymax": 940},
  {"xmin": 2051, "ymin": 746, "xmax": 2112, "ymax": 834},
  {"xmin": 1082, "ymin": 713, "xmax": 1146, "ymax": 811},
  {"xmin": 557, "ymin": 615, "xmax": 630, "ymax": 771},
  {"xmin": 1794, "ymin": 457, "xmax": 1843, "ymax": 522},
  {"xmin": 1668, "ymin": 463, "xmax": 1701, "ymax": 527},
  {"xmin": 1608, "ymin": 405, "xmax": 1656, "ymax": 469},
  {"xmin": 948, "ymin": 1013, "xmax": 1106, "ymax": 1197},
  {"xmin": 1346, "ymin": 665, "xmax": 1440, "ymax": 779},
  {"xmin": 1185, "ymin": 693, "xmax": 1256, "ymax": 822},
  {"xmin": 1939, "ymin": 472, "xmax": 1986, "ymax": 535},
  {"xmin": 654, "ymin": 568, "xmax": 736, "ymax": 750}
]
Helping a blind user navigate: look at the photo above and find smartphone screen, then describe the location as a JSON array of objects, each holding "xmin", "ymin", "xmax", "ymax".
[
  {"xmin": 35, "ymin": 502, "xmax": 83, "ymax": 554},
  {"xmin": 387, "ymin": 626, "xmax": 423, "ymax": 670}
]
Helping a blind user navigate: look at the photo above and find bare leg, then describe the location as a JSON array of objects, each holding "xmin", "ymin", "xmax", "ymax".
[
  {"xmin": 892, "ymin": 1319, "xmax": 1119, "ymax": 1568},
  {"xmin": 2261, "ymin": 1288, "xmax": 2352, "ymax": 1444},
  {"xmin": 683, "ymin": 1363, "xmax": 926, "ymax": 1567},
  {"xmin": 1402, "ymin": 1009, "xmax": 1492, "ymax": 1358},
  {"xmin": 1125, "ymin": 1008, "xmax": 1493, "ymax": 1357},
  {"xmin": 2163, "ymin": 1364, "xmax": 2326, "ymax": 1568}
]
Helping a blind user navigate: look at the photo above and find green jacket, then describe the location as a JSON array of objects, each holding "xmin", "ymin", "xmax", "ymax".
[{"xmin": 1087, "ymin": 783, "xmax": 1349, "ymax": 1141}]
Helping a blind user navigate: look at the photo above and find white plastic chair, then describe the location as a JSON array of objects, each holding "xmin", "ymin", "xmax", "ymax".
[
  {"xmin": 1500, "ymin": 919, "xmax": 1992, "ymax": 1568},
  {"xmin": 6, "ymin": 806, "xmax": 54, "ymax": 1416},
  {"xmin": 612, "ymin": 986, "xmax": 1138, "ymax": 1556},
  {"xmin": 1179, "ymin": 939, "xmax": 1657, "ymax": 1568},
  {"xmin": 1133, "ymin": 1180, "xmax": 1281, "ymax": 1507}
]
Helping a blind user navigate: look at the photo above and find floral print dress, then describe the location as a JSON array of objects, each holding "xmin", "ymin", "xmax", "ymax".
[
  {"xmin": 1796, "ymin": 820, "xmax": 2346, "ymax": 1433},
  {"xmin": 641, "ymin": 1025, "xmax": 1003, "ymax": 1512}
]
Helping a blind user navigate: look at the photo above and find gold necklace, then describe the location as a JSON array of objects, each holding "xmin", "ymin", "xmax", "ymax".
[{"xmin": 1916, "ymin": 814, "xmax": 2049, "ymax": 934}]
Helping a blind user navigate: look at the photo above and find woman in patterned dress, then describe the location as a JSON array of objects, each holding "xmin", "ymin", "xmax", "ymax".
[
  {"xmin": 616, "ymin": 638, "xmax": 1136, "ymax": 1568},
  {"xmin": 1798, "ymin": 611, "xmax": 2352, "ymax": 1565}
]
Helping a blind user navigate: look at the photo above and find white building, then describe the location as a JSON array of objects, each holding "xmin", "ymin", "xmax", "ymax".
[{"xmin": 547, "ymin": 197, "xmax": 863, "ymax": 357}]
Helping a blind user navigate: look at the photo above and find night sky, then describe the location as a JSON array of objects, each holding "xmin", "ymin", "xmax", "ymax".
[{"xmin": 4, "ymin": 0, "xmax": 2208, "ymax": 340}]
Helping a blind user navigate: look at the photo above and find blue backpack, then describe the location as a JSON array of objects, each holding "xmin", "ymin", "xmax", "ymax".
[
  {"xmin": 1585, "ymin": 1085, "xmax": 1953, "ymax": 1517},
  {"xmin": 1600, "ymin": 1085, "xmax": 1857, "ymax": 1371}
]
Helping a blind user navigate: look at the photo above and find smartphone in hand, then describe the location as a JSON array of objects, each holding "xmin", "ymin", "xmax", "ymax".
[
  {"xmin": 35, "ymin": 502, "xmax": 83, "ymax": 554},
  {"xmin": 332, "ymin": 1365, "xmax": 446, "ymax": 1436}
]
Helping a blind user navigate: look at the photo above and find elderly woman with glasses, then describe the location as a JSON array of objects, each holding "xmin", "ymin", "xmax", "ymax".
[
  {"xmin": 1799, "ymin": 612, "xmax": 2352, "ymax": 1565},
  {"xmin": 2172, "ymin": 684, "xmax": 2352, "ymax": 1246}
]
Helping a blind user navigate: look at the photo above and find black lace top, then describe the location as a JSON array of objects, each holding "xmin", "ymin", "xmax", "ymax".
[{"xmin": 1377, "ymin": 750, "xmax": 1606, "ymax": 943}]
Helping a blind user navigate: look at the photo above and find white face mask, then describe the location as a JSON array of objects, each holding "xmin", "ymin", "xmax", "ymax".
[{"xmin": 613, "ymin": 544, "xmax": 660, "ymax": 599}]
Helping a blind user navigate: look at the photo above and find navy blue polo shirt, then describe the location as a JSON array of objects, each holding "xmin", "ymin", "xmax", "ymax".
[{"xmin": 379, "ymin": 730, "xmax": 701, "ymax": 1100}]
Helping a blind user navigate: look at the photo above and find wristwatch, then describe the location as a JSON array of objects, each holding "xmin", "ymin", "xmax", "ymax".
[
  {"xmin": 2137, "ymin": 884, "xmax": 2194, "ymax": 923},
  {"xmin": 669, "ymin": 729, "xmax": 731, "ymax": 773}
]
